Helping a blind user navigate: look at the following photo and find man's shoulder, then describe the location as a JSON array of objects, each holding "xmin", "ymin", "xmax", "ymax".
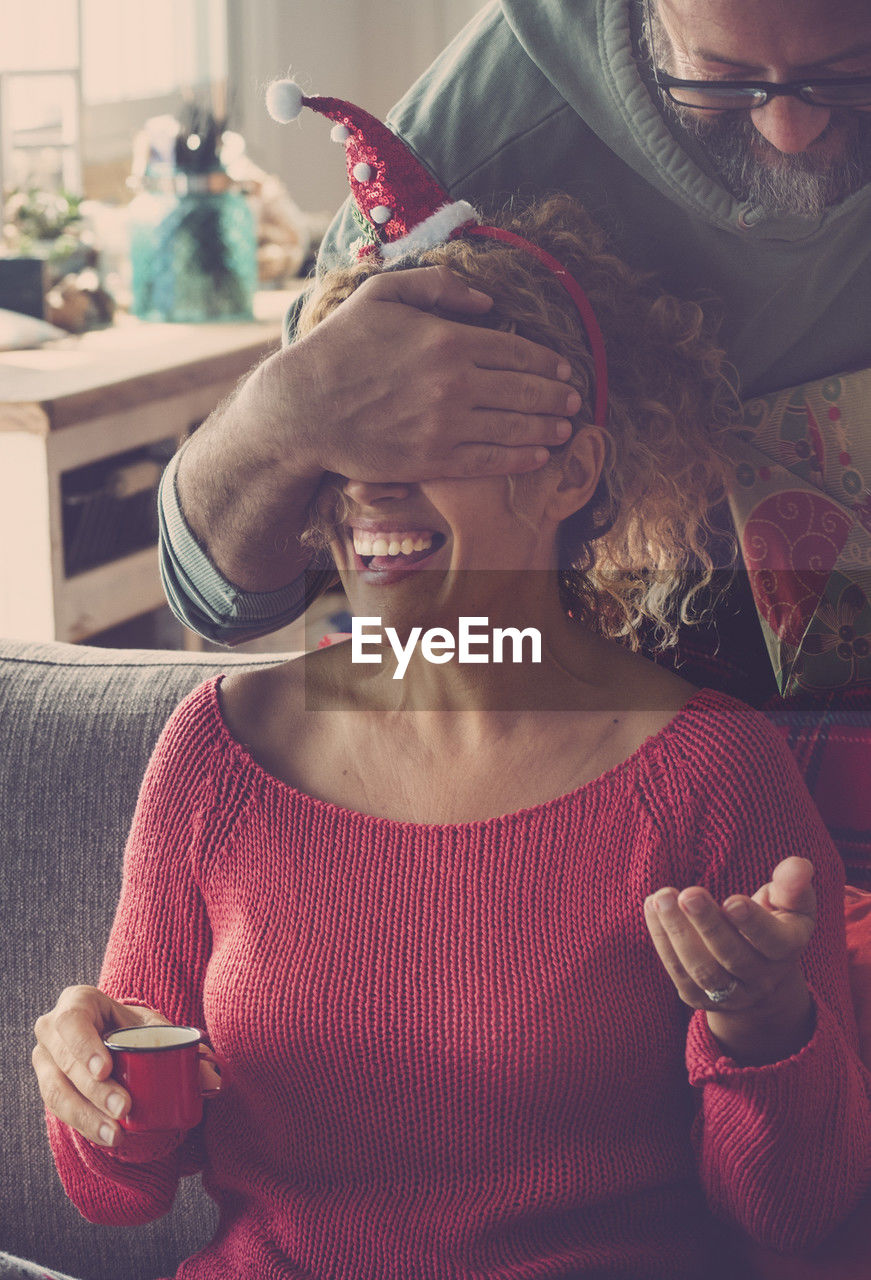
[{"xmin": 386, "ymin": 2, "xmax": 585, "ymax": 195}]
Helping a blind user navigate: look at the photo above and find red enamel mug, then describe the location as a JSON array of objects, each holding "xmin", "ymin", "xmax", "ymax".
[{"xmin": 104, "ymin": 1025, "xmax": 203, "ymax": 1133}]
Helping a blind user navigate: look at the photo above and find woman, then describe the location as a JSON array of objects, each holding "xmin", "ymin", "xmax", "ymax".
[{"xmin": 29, "ymin": 196, "xmax": 871, "ymax": 1280}]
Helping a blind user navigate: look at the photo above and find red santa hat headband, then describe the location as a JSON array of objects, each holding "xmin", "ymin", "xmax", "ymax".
[{"xmin": 266, "ymin": 79, "xmax": 608, "ymax": 428}]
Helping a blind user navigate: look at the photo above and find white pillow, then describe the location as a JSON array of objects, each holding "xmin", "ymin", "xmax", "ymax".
[{"xmin": 0, "ymin": 307, "xmax": 67, "ymax": 352}]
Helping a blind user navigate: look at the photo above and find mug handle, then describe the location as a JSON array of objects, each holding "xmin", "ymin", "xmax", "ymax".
[{"xmin": 197, "ymin": 1042, "xmax": 223, "ymax": 1099}]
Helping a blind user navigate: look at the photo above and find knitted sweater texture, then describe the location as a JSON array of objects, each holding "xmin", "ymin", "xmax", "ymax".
[{"xmin": 47, "ymin": 680, "xmax": 871, "ymax": 1279}]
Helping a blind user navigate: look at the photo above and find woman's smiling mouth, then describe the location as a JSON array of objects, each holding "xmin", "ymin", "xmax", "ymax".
[{"xmin": 348, "ymin": 527, "xmax": 447, "ymax": 580}]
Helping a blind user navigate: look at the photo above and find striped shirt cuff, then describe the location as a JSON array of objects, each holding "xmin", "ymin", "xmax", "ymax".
[{"xmin": 157, "ymin": 448, "xmax": 331, "ymax": 645}]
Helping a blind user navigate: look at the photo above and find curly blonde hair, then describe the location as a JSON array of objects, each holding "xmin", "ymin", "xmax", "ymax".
[{"xmin": 297, "ymin": 194, "xmax": 736, "ymax": 648}]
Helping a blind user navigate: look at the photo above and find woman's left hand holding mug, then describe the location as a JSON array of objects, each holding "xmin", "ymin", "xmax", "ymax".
[{"xmin": 643, "ymin": 857, "xmax": 817, "ymax": 1065}]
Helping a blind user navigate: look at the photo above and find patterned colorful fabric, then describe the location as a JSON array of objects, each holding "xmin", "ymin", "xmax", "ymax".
[
  {"xmin": 764, "ymin": 686, "xmax": 871, "ymax": 887},
  {"xmin": 727, "ymin": 371, "xmax": 871, "ymax": 698},
  {"xmin": 724, "ymin": 371, "xmax": 871, "ymax": 881}
]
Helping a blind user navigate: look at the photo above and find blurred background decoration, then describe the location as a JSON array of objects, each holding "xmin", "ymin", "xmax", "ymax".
[
  {"xmin": 127, "ymin": 106, "xmax": 259, "ymax": 323},
  {"xmin": 2, "ymin": 187, "xmax": 114, "ymax": 331},
  {"xmin": 0, "ymin": 0, "xmax": 483, "ymax": 652},
  {"xmin": 0, "ymin": 0, "xmax": 481, "ymax": 333}
]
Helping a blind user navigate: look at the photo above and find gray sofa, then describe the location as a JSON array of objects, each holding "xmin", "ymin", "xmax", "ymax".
[{"xmin": 0, "ymin": 637, "xmax": 287, "ymax": 1280}]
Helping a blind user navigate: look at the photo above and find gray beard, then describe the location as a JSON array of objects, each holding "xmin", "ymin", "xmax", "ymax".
[{"xmin": 668, "ymin": 102, "xmax": 871, "ymax": 219}]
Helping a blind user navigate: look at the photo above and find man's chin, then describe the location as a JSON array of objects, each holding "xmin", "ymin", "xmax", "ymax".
[{"xmin": 672, "ymin": 107, "xmax": 871, "ymax": 218}]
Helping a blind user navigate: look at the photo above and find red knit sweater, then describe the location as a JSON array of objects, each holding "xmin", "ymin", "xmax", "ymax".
[{"xmin": 47, "ymin": 680, "xmax": 871, "ymax": 1279}]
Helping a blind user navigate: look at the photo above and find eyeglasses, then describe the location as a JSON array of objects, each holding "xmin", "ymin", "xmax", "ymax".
[
  {"xmin": 642, "ymin": 0, "xmax": 871, "ymax": 111},
  {"xmin": 652, "ymin": 69, "xmax": 871, "ymax": 111}
]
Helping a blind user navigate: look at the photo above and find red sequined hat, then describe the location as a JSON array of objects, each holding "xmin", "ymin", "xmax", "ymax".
[{"xmin": 266, "ymin": 79, "xmax": 479, "ymax": 261}]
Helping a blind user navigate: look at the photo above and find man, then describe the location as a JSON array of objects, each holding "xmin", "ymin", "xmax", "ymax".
[{"xmin": 159, "ymin": 0, "xmax": 871, "ymax": 699}]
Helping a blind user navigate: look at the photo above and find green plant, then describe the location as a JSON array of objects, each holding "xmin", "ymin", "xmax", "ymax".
[{"xmin": 6, "ymin": 187, "xmax": 82, "ymax": 239}]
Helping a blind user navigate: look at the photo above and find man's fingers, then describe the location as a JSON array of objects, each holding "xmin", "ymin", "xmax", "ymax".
[
  {"xmin": 371, "ymin": 436, "xmax": 553, "ymax": 480},
  {"xmin": 452, "ymin": 442, "xmax": 552, "ymax": 477},
  {"xmin": 471, "ymin": 326, "xmax": 572, "ymax": 382},
  {"xmin": 305, "ymin": 267, "xmax": 577, "ymax": 484},
  {"xmin": 461, "ymin": 408, "xmax": 574, "ymax": 450},
  {"xmin": 365, "ymin": 270, "xmax": 572, "ymax": 383},
  {"xmin": 470, "ymin": 368, "xmax": 581, "ymax": 421},
  {"xmin": 364, "ymin": 265, "xmax": 494, "ymax": 316}
]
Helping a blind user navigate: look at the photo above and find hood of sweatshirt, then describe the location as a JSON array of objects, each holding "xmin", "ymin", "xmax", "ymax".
[{"xmin": 499, "ymin": 0, "xmax": 871, "ymax": 244}]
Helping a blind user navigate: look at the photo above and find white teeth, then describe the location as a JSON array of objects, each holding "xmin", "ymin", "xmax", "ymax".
[{"xmin": 351, "ymin": 531, "xmax": 436, "ymax": 558}]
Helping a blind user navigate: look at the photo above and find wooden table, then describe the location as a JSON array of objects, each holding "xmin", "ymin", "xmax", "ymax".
[{"xmin": 0, "ymin": 289, "xmax": 303, "ymax": 643}]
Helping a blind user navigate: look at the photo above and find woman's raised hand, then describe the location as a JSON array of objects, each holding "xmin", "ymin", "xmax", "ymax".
[
  {"xmin": 32, "ymin": 987, "xmax": 212, "ymax": 1149},
  {"xmin": 643, "ymin": 856, "xmax": 817, "ymax": 1064}
]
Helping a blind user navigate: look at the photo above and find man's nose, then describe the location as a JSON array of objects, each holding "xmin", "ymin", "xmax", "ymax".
[
  {"xmin": 750, "ymin": 96, "xmax": 831, "ymax": 154},
  {"xmin": 342, "ymin": 478, "xmax": 413, "ymax": 505}
]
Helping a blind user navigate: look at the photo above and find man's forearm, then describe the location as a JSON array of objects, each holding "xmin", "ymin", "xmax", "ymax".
[{"xmin": 176, "ymin": 355, "xmax": 322, "ymax": 592}]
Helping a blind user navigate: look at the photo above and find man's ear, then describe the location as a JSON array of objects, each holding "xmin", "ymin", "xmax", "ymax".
[{"xmin": 544, "ymin": 427, "xmax": 606, "ymax": 522}]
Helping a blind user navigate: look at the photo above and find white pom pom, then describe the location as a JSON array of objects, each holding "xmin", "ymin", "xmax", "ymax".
[
  {"xmin": 370, "ymin": 205, "xmax": 393, "ymax": 225},
  {"xmin": 352, "ymin": 162, "xmax": 373, "ymax": 182},
  {"xmin": 266, "ymin": 79, "xmax": 304, "ymax": 123},
  {"xmin": 330, "ymin": 124, "xmax": 350, "ymax": 142}
]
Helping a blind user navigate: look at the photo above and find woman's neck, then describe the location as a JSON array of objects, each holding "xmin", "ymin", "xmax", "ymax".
[{"xmin": 219, "ymin": 577, "xmax": 699, "ymax": 824}]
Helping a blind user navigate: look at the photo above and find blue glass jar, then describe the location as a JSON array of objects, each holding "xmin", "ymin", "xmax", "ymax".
[{"xmin": 129, "ymin": 173, "xmax": 257, "ymax": 323}]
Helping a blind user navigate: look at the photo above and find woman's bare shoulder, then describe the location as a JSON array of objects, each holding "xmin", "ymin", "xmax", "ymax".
[
  {"xmin": 218, "ymin": 644, "xmax": 361, "ymax": 779},
  {"xmin": 219, "ymin": 656, "xmax": 308, "ymax": 751},
  {"xmin": 586, "ymin": 633, "xmax": 699, "ymax": 713}
]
